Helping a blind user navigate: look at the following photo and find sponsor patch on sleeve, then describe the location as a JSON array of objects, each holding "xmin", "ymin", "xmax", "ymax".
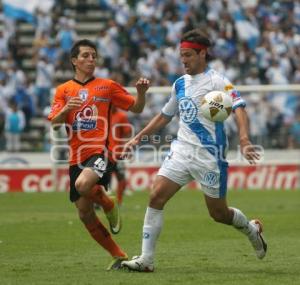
[{"xmin": 224, "ymin": 84, "xmax": 234, "ymax": 91}]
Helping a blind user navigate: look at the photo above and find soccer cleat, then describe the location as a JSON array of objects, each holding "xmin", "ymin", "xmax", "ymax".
[
  {"xmin": 121, "ymin": 256, "xmax": 154, "ymax": 272},
  {"xmin": 248, "ymin": 219, "xmax": 267, "ymax": 259},
  {"xmin": 105, "ymin": 196, "xmax": 121, "ymax": 234},
  {"xmin": 107, "ymin": 255, "xmax": 128, "ymax": 271}
]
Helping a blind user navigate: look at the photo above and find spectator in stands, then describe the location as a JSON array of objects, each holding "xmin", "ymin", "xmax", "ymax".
[
  {"xmin": 255, "ymin": 38, "xmax": 272, "ymax": 84},
  {"xmin": 35, "ymin": 56, "xmax": 55, "ymax": 110},
  {"xmin": 6, "ymin": 64, "xmax": 26, "ymax": 95},
  {"xmin": 0, "ymin": 76, "xmax": 14, "ymax": 106},
  {"xmin": 3, "ymin": 14, "xmax": 16, "ymax": 39},
  {"xmin": 34, "ymin": 8, "xmax": 52, "ymax": 40},
  {"xmin": 266, "ymin": 59, "xmax": 289, "ymax": 85},
  {"xmin": 288, "ymin": 110, "xmax": 300, "ymax": 149},
  {"xmin": 7, "ymin": 31, "xmax": 26, "ymax": 69},
  {"xmin": 56, "ymin": 19, "xmax": 77, "ymax": 70},
  {"xmin": 95, "ymin": 29, "xmax": 115, "ymax": 69},
  {"xmin": 0, "ymin": 31, "xmax": 9, "ymax": 60},
  {"xmin": 13, "ymin": 80, "xmax": 35, "ymax": 131},
  {"xmin": 4, "ymin": 98, "xmax": 25, "ymax": 152},
  {"xmin": 266, "ymin": 105, "xmax": 285, "ymax": 148},
  {"xmin": 33, "ymin": 31, "xmax": 50, "ymax": 53},
  {"xmin": 244, "ymin": 68, "xmax": 261, "ymax": 85},
  {"xmin": 111, "ymin": 0, "xmax": 131, "ymax": 26},
  {"xmin": 246, "ymin": 94, "xmax": 268, "ymax": 146},
  {"xmin": 39, "ymin": 38, "xmax": 61, "ymax": 67},
  {"xmin": 0, "ymin": 108, "xmax": 5, "ymax": 151},
  {"xmin": 2, "ymin": 0, "xmax": 300, "ymax": 152}
]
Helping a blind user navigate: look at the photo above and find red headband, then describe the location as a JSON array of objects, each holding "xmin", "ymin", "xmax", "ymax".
[{"xmin": 180, "ymin": 41, "xmax": 208, "ymax": 50}]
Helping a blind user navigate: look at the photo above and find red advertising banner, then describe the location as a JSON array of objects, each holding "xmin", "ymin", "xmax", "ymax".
[{"xmin": 0, "ymin": 164, "xmax": 299, "ymax": 193}]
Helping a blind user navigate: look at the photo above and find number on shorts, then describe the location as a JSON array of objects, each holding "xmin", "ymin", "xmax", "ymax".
[{"xmin": 94, "ymin": 157, "xmax": 107, "ymax": 172}]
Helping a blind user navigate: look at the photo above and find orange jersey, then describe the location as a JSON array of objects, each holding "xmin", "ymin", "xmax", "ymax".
[
  {"xmin": 48, "ymin": 77, "xmax": 135, "ymax": 165},
  {"xmin": 109, "ymin": 110, "xmax": 132, "ymax": 159}
]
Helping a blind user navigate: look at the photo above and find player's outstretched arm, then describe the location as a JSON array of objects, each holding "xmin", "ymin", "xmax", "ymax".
[
  {"xmin": 129, "ymin": 77, "xmax": 150, "ymax": 113},
  {"xmin": 235, "ymin": 107, "xmax": 260, "ymax": 164},
  {"xmin": 122, "ymin": 113, "xmax": 171, "ymax": 157}
]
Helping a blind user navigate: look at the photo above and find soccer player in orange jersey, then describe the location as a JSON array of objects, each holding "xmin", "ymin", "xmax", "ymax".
[{"xmin": 48, "ymin": 39, "xmax": 150, "ymax": 270}]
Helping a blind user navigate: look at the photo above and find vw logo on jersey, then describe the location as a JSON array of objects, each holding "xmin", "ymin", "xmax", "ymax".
[
  {"xmin": 203, "ymin": 171, "xmax": 218, "ymax": 187},
  {"xmin": 178, "ymin": 97, "xmax": 198, "ymax": 123}
]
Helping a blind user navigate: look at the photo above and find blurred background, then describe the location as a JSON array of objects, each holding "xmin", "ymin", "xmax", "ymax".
[
  {"xmin": 1, "ymin": 3, "xmax": 299, "ymax": 281},
  {"xmin": 0, "ymin": 0, "xmax": 299, "ymax": 192},
  {"xmin": 0, "ymin": 0, "xmax": 299, "ymax": 153}
]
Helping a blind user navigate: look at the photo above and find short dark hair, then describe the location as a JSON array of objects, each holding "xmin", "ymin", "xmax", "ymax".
[
  {"xmin": 180, "ymin": 29, "xmax": 212, "ymax": 60},
  {"xmin": 180, "ymin": 29, "xmax": 211, "ymax": 47},
  {"xmin": 70, "ymin": 39, "xmax": 97, "ymax": 69}
]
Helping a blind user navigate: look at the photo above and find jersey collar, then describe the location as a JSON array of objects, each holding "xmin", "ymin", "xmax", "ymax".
[{"xmin": 72, "ymin": 76, "xmax": 95, "ymax": 86}]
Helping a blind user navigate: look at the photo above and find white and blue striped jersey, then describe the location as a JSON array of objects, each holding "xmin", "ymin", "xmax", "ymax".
[{"xmin": 162, "ymin": 68, "xmax": 246, "ymax": 160}]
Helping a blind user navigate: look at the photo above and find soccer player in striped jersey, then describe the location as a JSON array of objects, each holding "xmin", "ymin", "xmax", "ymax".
[{"xmin": 121, "ymin": 29, "xmax": 267, "ymax": 272}]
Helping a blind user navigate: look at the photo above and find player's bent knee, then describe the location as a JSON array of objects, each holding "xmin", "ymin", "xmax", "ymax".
[{"xmin": 75, "ymin": 178, "xmax": 90, "ymax": 196}]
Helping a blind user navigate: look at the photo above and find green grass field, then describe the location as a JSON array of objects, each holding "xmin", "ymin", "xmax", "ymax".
[{"xmin": 1, "ymin": 190, "xmax": 300, "ymax": 285}]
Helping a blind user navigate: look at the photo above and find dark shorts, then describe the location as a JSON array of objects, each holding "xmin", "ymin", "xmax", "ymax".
[
  {"xmin": 69, "ymin": 154, "xmax": 115, "ymax": 202},
  {"xmin": 112, "ymin": 160, "xmax": 126, "ymax": 181}
]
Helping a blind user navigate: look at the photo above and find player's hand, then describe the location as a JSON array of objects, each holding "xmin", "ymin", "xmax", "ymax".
[
  {"xmin": 240, "ymin": 139, "xmax": 260, "ymax": 165},
  {"xmin": 65, "ymin": 97, "xmax": 83, "ymax": 111},
  {"xmin": 135, "ymin": 77, "xmax": 150, "ymax": 95},
  {"xmin": 121, "ymin": 136, "xmax": 140, "ymax": 159}
]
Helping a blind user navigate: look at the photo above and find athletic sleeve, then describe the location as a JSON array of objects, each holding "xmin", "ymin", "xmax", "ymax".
[
  {"xmin": 161, "ymin": 84, "xmax": 178, "ymax": 118},
  {"xmin": 110, "ymin": 81, "xmax": 135, "ymax": 110},
  {"xmin": 214, "ymin": 75, "xmax": 246, "ymax": 111},
  {"xmin": 48, "ymin": 86, "xmax": 66, "ymax": 121}
]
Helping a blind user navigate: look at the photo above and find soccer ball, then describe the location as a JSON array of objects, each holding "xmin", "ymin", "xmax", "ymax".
[{"xmin": 200, "ymin": 90, "xmax": 233, "ymax": 122}]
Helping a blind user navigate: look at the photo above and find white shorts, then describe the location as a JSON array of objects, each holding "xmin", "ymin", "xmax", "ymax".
[{"xmin": 157, "ymin": 141, "xmax": 228, "ymax": 198}]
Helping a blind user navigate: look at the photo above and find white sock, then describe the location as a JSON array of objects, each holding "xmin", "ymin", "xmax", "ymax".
[
  {"xmin": 231, "ymin": 207, "xmax": 255, "ymax": 236},
  {"xmin": 141, "ymin": 207, "xmax": 163, "ymax": 262}
]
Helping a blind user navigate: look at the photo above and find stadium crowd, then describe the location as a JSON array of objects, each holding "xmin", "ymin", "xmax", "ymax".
[{"xmin": 0, "ymin": 0, "xmax": 299, "ymax": 151}]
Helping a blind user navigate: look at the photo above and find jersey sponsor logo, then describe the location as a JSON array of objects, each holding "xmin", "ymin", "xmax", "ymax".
[
  {"xmin": 94, "ymin": 86, "xmax": 109, "ymax": 91},
  {"xmin": 72, "ymin": 106, "xmax": 97, "ymax": 131},
  {"xmin": 93, "ymin": 96, "xmax": 110, "ymax": 102},
  {"xmin": 230, "ymin": 90, "xmax": 240, "ymax": 101},
  {"xmin": 72, "ymin": 120, "xmax": 96, "ymax": 131},
  {"xmin": 178, "ymin": 97, "xmax": 198, "ymax": 123},
  {"xmin": 78, "ymin": 89, "xmax": 88, "ymax": 101},
  {"xmin": 203, "ymin": 171, "xmax": 218, "ymax": 186},
  {"xmin": 224, "ymin": 84, "xmax": 234, "ymax": 91},
  {"xmin": 75, "ymin": 106, "xmax": 93, "ymax": 121}
]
